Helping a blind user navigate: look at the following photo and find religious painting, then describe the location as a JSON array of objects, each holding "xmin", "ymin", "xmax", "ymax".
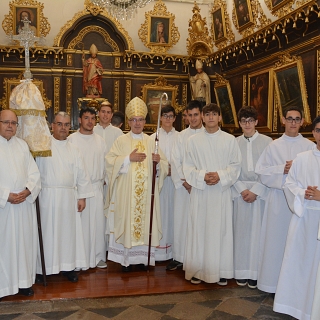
[
  {"xmin": 148, "ymin": 16, "xmax": 171, "ymax": 46},
  {"xmin": 214, "ymin": 81, "xmax": 239, "ymax": 130},
  {"xmin": 273, "ymin": 55, "xmax": 311, "ymax": 124},
  {"xmin": 233, "ymin": 0, "xmax": 254, "ymax": 31},
  {"xmin": 140, "ymin": 77, "xmax": 179, "ymax": 132},
  {"xmin": 13, "ymin": 5, "xmax": 39, "ymax": 36},
  {"xmin": 0, "ymin": 77, "xmax": 51, "ymax": 110},
  {"xmin": 270, "ymin": 0, "xmax": 291, "ymax": 12},
  {"xmin": 248, "ymin": 69, "xmax": 273, "ymax": 132},
  {"xmin": 212, "ymin": 8, "xmax": 227, "ymax": 43}
]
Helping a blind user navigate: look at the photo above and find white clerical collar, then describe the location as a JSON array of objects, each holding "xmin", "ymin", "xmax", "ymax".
[
  {"xmin": 205, "ymin": 128, "xmax": 221, "ymax": 135},
  {"xmin": 243, "ymin": 131, "xmax": 258, "ymax": 142},
  {"xmin": 160, "ymin": 127, "xmax": 175, "ymax": 134},
  {"xmin": 130, "ymin": 131, "xmax": 143, "ymax": 139},
  {"xmin": 52, "ymin": 136, "xmax": 68, "ymax": 145},
  {"xmin": 282, "ymin": 133, "xmax": 302, "ymax": 141},
  {"xmin": 97, "ymin": 123, "xmax": 111, "ymax": 130},
  {"xmin": 188, "ymin": 125, "xmax": 204, "ymax": 133},
  {"xmin": 313, "ymin": 145, "xmax": 320, "ymax": 157}
]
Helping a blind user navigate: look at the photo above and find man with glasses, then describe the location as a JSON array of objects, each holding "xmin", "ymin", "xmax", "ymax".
[
  {"xmin": 274, "ymin": 116, "xmax": 320, "ymax": 319},
  {"xmin": 105, "ymin": 97, "xmax": 168, "ymax": 271},
  {"xmin": 232, "ymin": 106, "xmax": 272, "ymax": 289},
  {"xmin": 150, "ymin": 106, "xmax": 179, "ymax": 262},
  {"xmin": 167, "ymin": 100, "xmax": 205, "ymax": 272},
  {"xmin": 68, "ymin": 107, "xmax": 108, "ymax": 270},
  {"xmin": 255, "ymin": 106, "xmax": 314, "ymax": 294},
  {"xmin": 0, "ymin": 110, "xmax": 41, "ymax": 299},
  {"xmin": 35, "ymin": 112, "xmax": 94, "ymax": 283}
]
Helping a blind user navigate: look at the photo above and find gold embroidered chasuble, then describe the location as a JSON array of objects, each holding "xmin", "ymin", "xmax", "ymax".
[{"xmin": 105, "ymin": 132, "xmax": 168, "ymax": 249}]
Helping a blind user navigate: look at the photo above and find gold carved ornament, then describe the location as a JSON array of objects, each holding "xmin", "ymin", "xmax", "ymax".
[
  {"xmin": 2, "ymin": 0, "xmax": 50, "ymax": 41},
  {"xmin": 210, "ymin": 0, "xmax": 235, "ymax": 51},
  {"xmin": 138, "ymin": 0, "xmax": 180, "ymax": 54},
  {"xmin": 53, "ymin": 0, "xmax": 134, "ymax": 50},
  {"xmin": 264, "ymin": 0, "xmax": 295, "ymax": 18},
  {"xmin": 232, "ymin": 0, "xmax": 271, "ymax": 38},
  {"xmin": 187, "ymin": 2, "xmax": 213, "ymax": 59}
]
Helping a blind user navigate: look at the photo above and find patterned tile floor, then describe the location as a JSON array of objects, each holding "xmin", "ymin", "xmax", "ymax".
[{"xmin": 0, "ymin": 287, "xmax": 295, "ymax": 319}]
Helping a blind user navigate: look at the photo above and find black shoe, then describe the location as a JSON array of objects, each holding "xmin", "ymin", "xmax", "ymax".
[
  {"xmin": 166, "ymin": 260, "xmax": 183, "ymax": 271},
  {"xmin": 217, "ymin": 278, "xmax": 228, "ymax": 286},
  {"xmin": 63, "ymin": 271, "xmax": 78, "ymax": 283},
  {"xmin": 139, "ymin": 264, "xmax": 148, "ymax": 271},
  {"xmin": 18, "ymin": 287, "xmax": 34, "ymax": 296},
  {"xmin": 35, "ymin": 274, "xmax": 44, "ymax": 284},
  {"xmin": 122, "ymin": 265, "xmax": 132, "ymax": 272},
  {"xmin": 236, "ymin": 279, "xmax": 247, "ymax": 286},
  {"xmin": 247, "ymin": 279, "xmax": 257, "ymax": 289}
]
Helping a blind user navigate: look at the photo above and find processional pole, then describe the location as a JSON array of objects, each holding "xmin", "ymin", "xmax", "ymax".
[
  {"xmin": 9, "ymin": 18, "xmax": 47, "ymax": 286},
  {"xmin": 147, "ymin": 92, "xmax": 168, "ymax": 270}
]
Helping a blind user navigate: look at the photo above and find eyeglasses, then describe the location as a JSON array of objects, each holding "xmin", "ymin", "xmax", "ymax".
[
  {"xmin": 129, "ymin": 118, "xmax": 145, "ymax": 123},
  {"xmin": 0, "ymin": 120, "xmax": 19, "ymax": 126},
  {"xmin": 162, "ymin": 114, "xmax": 175, "ymax": 119},
  {"xmin": 53, "ymin": 122, "xmax": 71, "ymax": 128},
  {"xmin": 285, "ymin": 117, "xmax": 302, "ymax": 124},
  {"xmin": 240, "ymin": 118, "xmax": 255, "ymax": 125}
]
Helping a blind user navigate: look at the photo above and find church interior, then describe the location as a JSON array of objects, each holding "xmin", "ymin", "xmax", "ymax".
[{"xmin": 0, "ymin": 0, "xmax": 319, "ymax": 318}]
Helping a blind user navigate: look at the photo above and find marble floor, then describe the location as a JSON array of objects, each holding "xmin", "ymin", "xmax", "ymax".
[{"xmin": 0, "ymin": 261, "xmax": 295, "ymax": 320}]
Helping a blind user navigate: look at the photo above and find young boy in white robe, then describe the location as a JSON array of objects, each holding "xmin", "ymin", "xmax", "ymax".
[
  {"xmin": 255, "ymin": 106, "xmax": 314, "ymax": 293},
  {"xmin": 183, "ymin": 103, "xmax": 241, "ymax": 285},
  {"xmin": 150, "ymin": 105, "xmax": 179, "ymax": 261},
  {"xmin": 232, "ymin": 106, "xmax": 272, "ymax": 289},
  {"xmin": 167, "ymin": 100, "xmax": 205, "ymax": 271},
  {"xmin": 273, "ymin": 116, "xmax": 320, "ymax": 320}
]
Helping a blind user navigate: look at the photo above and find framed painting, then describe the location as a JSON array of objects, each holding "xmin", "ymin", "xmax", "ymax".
[
  {"xmin": 214, "ymin": 77, "xmax": 239, "ymax": 130},
  {"xmin": 233, "ymin": 0, "xmax": 254, "ymax": 31},
  {"xmin": 273, "ymin": 54, "xmax": 311, "ymax": 124},
  {"xmin": 13, "ymin": 5, "xmax": 39, "ymax": 36},
  {"xmin": 138, "ymin": 1, "xmax": 179, "ymax": 54},
  {"xmin": 139, "ymin": 77, "xmax": 180, "ymax": 132},
  {"xmin": 212, "ymin": 8, "xmax": 227, "ymax": 44},
  {"xmin": 248, "ymin": 69, "xmax": 273, "ymax": 132},
  {"xmin": 271, "ymin": 0, "xmax": 292, "ymax": 12},
  {"xmin": 148, "ymin": 16, "xmax": 172, "ymax": 46}
]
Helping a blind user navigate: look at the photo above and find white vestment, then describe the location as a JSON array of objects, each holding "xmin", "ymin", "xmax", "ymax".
[
  {"xmin": 94, "ymin": 123, "xmax": 123, "ymax": 249},
  {"xmin": 93, "ymin": 123, "xmax": 123, "ymax": 155},
  {"xmin": 183, "ymin": 129, "xmax": 241, "ymax": 283},
  {"xmin": 232, "ymin": 132, "xmax": 272, "ymax": 280},
  {"xmin": 68, "ymin": 132, "xmax": 107, "ymax": 268},
  {"xmin": 171, "ymin": 126, "xmax": 205, "ymax": 263},
  {"xmin": 0, "ymin": 136, "xmax": 41, "ymax": 298},
  {"xmin": 106, "ymin": 132, "xmax": 168, "ymax": 267},
  {"xmin": 311, "ymin": 263, "xmax": 320, "ymax": 320},
  {"xmin": 151, "ymin": 127, "xmax": 179, "ymax": 261},
  {"xmin": 36, "ymin": 136, "xmax": 94, "ymax": 275},
  {"xmin": 274, "ymin": 149, "xmax": 320, "ymax": 320},
  {"xmin": 255, "ymin": 133, "xmax": 314, "ymax": 293}
]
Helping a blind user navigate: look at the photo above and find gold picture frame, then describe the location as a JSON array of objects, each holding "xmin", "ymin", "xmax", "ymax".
[
  {"xmin": 233, "ymin": 0, "xmax": 254, "ymax": 32},
  {"xmin": 214, "ymin": 74, "xmax": 239, "ymax": 131},
  {"xmin": 248, "ymin": 69, "xmax": 273, "ymax": 132},
  {"xmin": 211, "ymin": 8, "xmax": 227, "ymax": 44},
  {"xmin": 0, "ymin": 77, "xmax": 52, "ymax": 110},
  {"xmin": 273, "ymin": 54, "xmax": 311, "ymax": 124},
  {"xmin": 2, "ymin": 0, "xmax": 50, "ymax": 39},
  {"xmin": 138, "ymin": 0, "xmax": 180, "ymax": 54},
  {"xmin": 138, "ymin": 77, "xmax": 179, "ymax": 132}
]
